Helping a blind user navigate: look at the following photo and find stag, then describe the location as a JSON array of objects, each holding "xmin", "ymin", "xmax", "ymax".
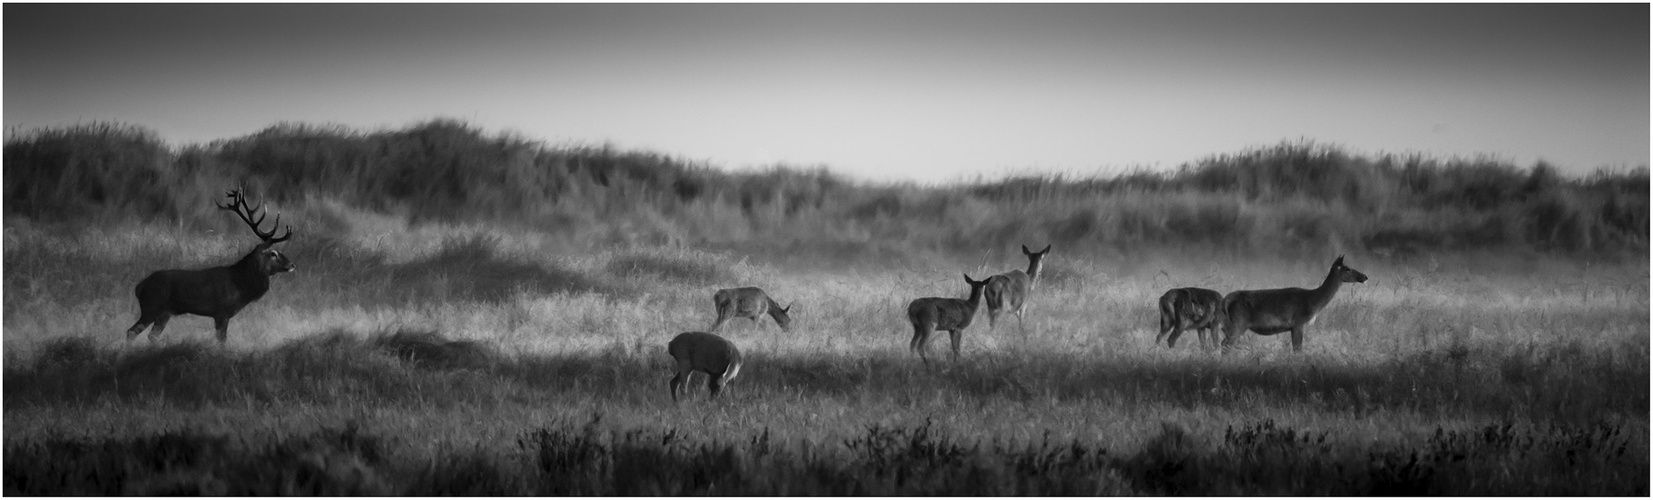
[
  {"xmin": 983, "ymin": 244, "xmax": 1051, "ymax": 334},
  {"xmin": 709, "ymin": 287, "xmax": 792, "ymax": 332},
  {"xmin": 906, "ymin": 274, "xmax": 991, "ymax": 363},
  {"xmin": 1156, "ymin": 287, "xmax": 1224, "ymax": 350},
  {"xmin": 1220, "ymin": 256, "xmax": 1368, "ymax": 353},
  {"xmin": 124, "ymin": 187, "xmax": 295, "ymax": 344},
  {"xmin": 667, "ymin": 331, "xmax": 744, "ymax": 403}
]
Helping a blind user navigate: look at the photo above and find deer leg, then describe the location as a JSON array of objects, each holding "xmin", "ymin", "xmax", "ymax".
[
  {"xmin": 948, "ymin": 329, "xmax": 962, "ymax": 362},
  {"xmin": 1220, "ymin": 318, "xmax": 1242, "ymax": 355},
  {"xmin": 671, "ymin": 360, "xmax": 693, "ymax": 402},
  {"xmin": 1155, "ymin": 314, "xmax": 1172, "ymax": 346},
  {"xmin": 910, "ymin": 325, "xmax": 932, "ymax": 363},
  {"xmin": 708, "ymin": 371, "xmax": 724, "ymax": 398},
  {"xmin": 1290, "ymin": 327, "xmax": 1305, "ymax": 353},
  {"xmin": 213, "ymin": 317, "xmax": 230, "ymax": 345},
  {"xmin": 148, "ymin": 315, "xmax": 171, "ymax": 341}
]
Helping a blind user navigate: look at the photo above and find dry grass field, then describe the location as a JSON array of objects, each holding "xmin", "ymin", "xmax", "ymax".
[{"xmin": 4, "ymin": 217, "xmax": 1646, "ymax": 495}]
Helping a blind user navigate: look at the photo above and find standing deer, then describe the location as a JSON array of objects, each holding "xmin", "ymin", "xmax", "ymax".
[
  {"xmin": 983, "ymin": 244, "xmax": 1052, "ymax": 333},
  {"xmin": 709, "ymin": 287, "xmax": 792, "ymax": 332},
  {"xmin": 667, "ymin": 331, "xmax": 744, "ymax": 403},
  {"xmin": 1220, "ymin": 256, "xmax": 1368, "ymax": 353},
  {"xmin": 124, "ymin": 187, "xmax": 295, "ymax": 344},
  {"xmin": 906, "ymin": 274, "xmax": 991, "ymax": 363},
  {"xmin": 1156, "ymin": 287, "xmax": 1225, "ymax": 350}
]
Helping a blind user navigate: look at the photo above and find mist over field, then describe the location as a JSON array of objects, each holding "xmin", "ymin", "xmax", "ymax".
[{"xmin": 3, "ymin": 121, "xmax": 1647, "ymax": 495}]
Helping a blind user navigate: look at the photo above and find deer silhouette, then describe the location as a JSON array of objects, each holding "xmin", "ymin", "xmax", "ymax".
[
  {"xmin": 667, "ymin": 331, "xmax": 744, "ymax": 403},
  {"xmin": 124, "ymin": 187, "xmax": 295, "ymax": 344},
  {"xmin": 906, "ymin": 274, "xmax": 991, "ymax": 363},
  {"xmin": 1220, "ymin": 256, "xmax": 1368, "ymax": 353},
  {"xmin": 1156, "ymin": 287, "xmax": 1224, "ymax": 350},
  {"xmin": 709, "ymin": 287, "xmax": 792, "ymax": 332},
  {"xmin": 983, "ymin": 244, "xmax": 1051, "ymax": 334}
]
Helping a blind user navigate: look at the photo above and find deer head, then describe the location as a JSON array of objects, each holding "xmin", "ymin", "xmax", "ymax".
[
  {"xmin": 219, "ymin": 186, "xmax": 295, "ymax": 275},
  {"xmin": 1331, "ymin": 255, "xmax": 1366, "ymax": 283}
]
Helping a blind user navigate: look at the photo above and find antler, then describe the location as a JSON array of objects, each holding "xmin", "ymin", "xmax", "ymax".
[{"xmin": 216, "ymin": 185, "xmax": 292, "ymax": 244}]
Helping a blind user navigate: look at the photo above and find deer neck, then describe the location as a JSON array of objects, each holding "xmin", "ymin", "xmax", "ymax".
[
  {"xmin": 1025, "ymin": 260, "xmax": 1043, "ymax": 289},
  {"xmin": 765, "ymin": 297, "xmax": 785, "ymax": 318},
  {"xmin": 965, "ymin": 285, "xmax": 986, "ymax": 312},
  {"xmin": 1309, "ymin": 267, "xmax": 1344, "ymax": 310},
  {"xmin": 232, "ymin": 250, "xmax": 275, "ymax": 287}
]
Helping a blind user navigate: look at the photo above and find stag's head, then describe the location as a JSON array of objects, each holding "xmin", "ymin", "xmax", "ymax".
[
  {"xmin": 219, "ymin": 187, "xmax": 296, "ymax": 275},
  {"xmin": 1331, "ymin": 255, "xmax": 1366, "ymax": 284}
]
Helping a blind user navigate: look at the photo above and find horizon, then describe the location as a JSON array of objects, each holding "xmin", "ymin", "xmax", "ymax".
[{"xmin": 5, "ymin": 4, "xmax": 1647, "ymax": 183}]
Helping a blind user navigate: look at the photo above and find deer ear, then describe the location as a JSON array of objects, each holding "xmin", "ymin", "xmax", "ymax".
[
  {"xmin": 1039, "ymin": 244, "xmax": 1052, "ymax": 254},
  {"xmin": 783, "ymin": 304, "xmax": 792, "ymax": 314},
  {"xmin": 1334, "ymin": 255, "xmax": 1345, "ymax": 266},
  {"xmin": 1022, "ymin": 245, "xmax": 1032, "ymax": 255}
]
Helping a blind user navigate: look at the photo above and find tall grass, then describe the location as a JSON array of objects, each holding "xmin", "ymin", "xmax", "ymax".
[{"xmin": 5, "ymin": 121, "xmax": 1645, "ymax": 259}]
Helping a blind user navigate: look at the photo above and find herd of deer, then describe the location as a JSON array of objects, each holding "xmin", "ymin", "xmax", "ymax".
[{"xmin": 120, "ymin": 187, "xmax": 1370, "ymax": 403}]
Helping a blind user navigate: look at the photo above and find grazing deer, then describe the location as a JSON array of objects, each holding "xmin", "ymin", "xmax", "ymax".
[
  {"xmin": 1156, "ymin": 287, "xmax": 1225, "ymax": 350},
  {"xmin": 1220, "ymin": 256, "xmax": 1368, "ymax": 353},
  {"xmin": 667, "ymin": 331, "xmax": 744, "ymax": 403},
  {"xmin": 124, "ymin": 187, "xmax": 295, "ymax": 344},
  {"xmin": 709, "ymin": 287, "xmax": 792, "ymax": 332},
  {"xmin": 906, "ymin": 274, "xmax": 991, "ymax": 363},
  {"xmin": 983, "ymin": 244, "xmax": 1051, "ymax": 333}
]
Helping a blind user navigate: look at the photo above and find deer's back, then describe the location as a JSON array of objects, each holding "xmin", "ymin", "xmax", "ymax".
[
  {"xmin": 668, "ymin": 332, "xmax": 741, "ymax": 372},
  {"xmin": 908, "ymin": 297, "xmax": 976, "ymax": 330},
  {"xmin": 714, "ymin": 287, "xmax": 769, "ymax": 314},
  {"xmin": 1224, "ymin": 287, "xmax": 1318, "ymax": 330},
  {"xmin": 136, "ymin": 267, "xmax": 268, "ymax": 315},
  {"xmin": 985, "ymin": 271, "xmax": 1029, "ymax": 300}
]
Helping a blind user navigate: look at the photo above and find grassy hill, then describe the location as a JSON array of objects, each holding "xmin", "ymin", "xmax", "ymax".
[{"xmin": 5, "ymin": 120, "xmax": 1646, "ymax": 261}]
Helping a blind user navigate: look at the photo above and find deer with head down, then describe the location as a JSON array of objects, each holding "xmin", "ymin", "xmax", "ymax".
[{"xmin": 124, "ymin": 187, "xmax": 295, "ymax": 344}]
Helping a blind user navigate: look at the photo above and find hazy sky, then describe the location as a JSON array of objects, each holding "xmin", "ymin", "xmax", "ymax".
[{"xmin": 5, "ymin": 4, "xmax": 1647, "ymax": 182}]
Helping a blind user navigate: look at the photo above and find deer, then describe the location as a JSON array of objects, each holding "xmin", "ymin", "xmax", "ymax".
[
  {"xmin": 667, "ymin": 331, "xmax": 744, "ymax": 403},
  {"xmin": 1156, "ymin": 287, "xmax": 1225, "ymax": 350},
  {"xmin": 983, "ymin": 244, "xmax": 1052, "ymax": 334},
  {"xmin": 123, "ymin": 187, "xmax": 295, "ymax": 345},
  {"xmin": 709, "ymin": 287, "xmax": 792, "ymax": 332},
  {"xmin": 1219, "ymin": 256, "xmax": 1368, "ymax": 353},
  {"xmin": 906, "ymin": 274, "xmax": 991, "ymax": 363}
]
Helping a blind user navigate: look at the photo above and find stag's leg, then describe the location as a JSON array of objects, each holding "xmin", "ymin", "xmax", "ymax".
[
  {"xmin": 1290, "ymin": 327, "xmax": 1305, "ymax": 353},
  {"xmin": 124, "ymin": 320, "xmax": 148, "ymax": 341},
  {"xmin": 148, "ymin": 315, "xmax": 172, "ymax": 342},
  {"xmin": 213, "ymin": 317, "xmax": 230, "ymax": 344}
]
